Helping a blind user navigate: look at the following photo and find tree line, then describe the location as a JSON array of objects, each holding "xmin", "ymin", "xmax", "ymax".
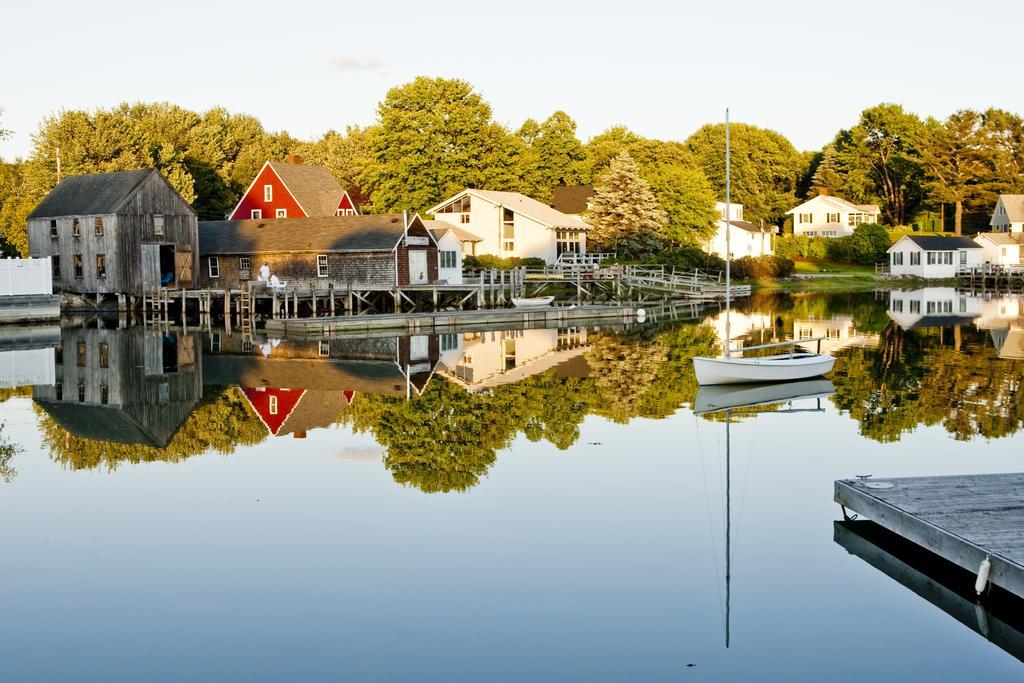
[{"xmin": 1, "ymin": 81, "xmax": 1022, "ymax": 256}]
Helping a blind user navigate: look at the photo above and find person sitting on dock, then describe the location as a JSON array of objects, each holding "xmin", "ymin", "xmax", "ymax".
[{"xmin": 259, "ymin": 262, "xmax": 271, "ymax": 283}]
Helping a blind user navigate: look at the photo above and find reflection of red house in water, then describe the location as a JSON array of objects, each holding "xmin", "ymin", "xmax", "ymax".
[
  {"xmin": 228, "ymin": 158, "xmax": 360, "ymax": 220},
  {"xmin": 240, "ymin": 387, "xmax": 360, "ymax": 438},
  {"xmin": 241, "ymin": 387, "xmax": 305, "ymax": 435}
]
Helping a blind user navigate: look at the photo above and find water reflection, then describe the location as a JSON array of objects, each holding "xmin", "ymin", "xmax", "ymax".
[{"xmin": 5, "ymin": 287, "xmax": 1024, "ymax": 488}]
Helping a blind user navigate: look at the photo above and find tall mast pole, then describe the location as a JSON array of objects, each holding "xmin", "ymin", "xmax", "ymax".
[
  {"xmin": 725, "ymin": 109, "xmax": 732, "ymax": 358},
  {"xmin": 725, "ymin": 408, "xmax": 731, "ymax": 649}
]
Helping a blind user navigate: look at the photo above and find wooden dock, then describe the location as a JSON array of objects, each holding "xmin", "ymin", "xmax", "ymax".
[
  {"xmin": 957, "ymin": 266, "xmax": 1024, "ymax": 292},
  {"xmin": 835, "ymin": 473, "xmax": 1024, "ymax": 599},
  {"xmin": 264, "ymin": 304, "xmax": 646, "ymax": 338}
]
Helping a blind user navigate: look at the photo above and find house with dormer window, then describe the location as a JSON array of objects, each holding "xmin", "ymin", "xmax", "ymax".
[
  {"xmin": 427, "ymin": 189, "xmax": 588, "ymax": 265},
  {"xmin": 228, "ymin": 157, "xmax": 360, "ymax": 220},
  {"xmin": 786, "ymin": 194, "xmax": 881, "ymax": 237}
]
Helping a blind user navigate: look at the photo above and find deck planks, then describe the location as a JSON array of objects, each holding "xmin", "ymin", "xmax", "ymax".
[{"xmin": 835, "ymin": 473, "xmax": 1024, "ymax": 599}]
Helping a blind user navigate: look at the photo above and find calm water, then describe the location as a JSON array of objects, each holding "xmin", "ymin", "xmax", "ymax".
[{"xmin": 1, "ymin": 288, "xmax": 1023, "ymax": 681}]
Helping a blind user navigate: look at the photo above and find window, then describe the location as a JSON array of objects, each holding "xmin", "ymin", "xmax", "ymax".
[
  {"xmin": 439, "ymin": 195, "xmax": 471, "ymax": 214},
  {"xmin": 96, "ymin": 254, "xmax": 106, "ymax": 278},
  {"xmin": 208, "ymin": 257, "xmax": 220, "ymax": 278},
  {"xmin": 961, "ymin": 250, "xmax": 968, "ymax": 265},
  {"xmin": 502, "ymin": 208, "xmax": 515, "ymax": 252},
  {"xmin": 336, "ymin": 208, "xmax": 357, "ymax": 217},
  {"xmin": 440, "ymin": 250, "xmax": 458, "ymax": 269},
  {"xmin": 317, "ymin": 254, "xmax": 329, "ymax": 277},
  {"xmin": 77, "ymin": 341, "xmax": 86, "ymax": 367},
  {"xmin": 73, "ymin": 254, "xmax": 83, "ymax": 278},
  {"xmin": 100, "ymin": 385, "xmax": 109, "ymax": 405},
  {"xmin": 440, "ymin": 333, "xmax": 459, "ymax": 351},
  {"xmin": 50, "ymin": 219, "xmax": 58, "ymax": 239},
  {"xmin": 241, "ymin": 340, "xmax": 253, "ymax": 353},
  {"xmin": 78, "ymin": 384, "xmax": 86, "ymax": 402},
  {"xmin": 99, "ymin": 342, "xmax": 109, "ymax": 368},
  {"xmin": 460, "ymin": 213, "xmax": 471, "ymax": 224},
  {"xmin": 72, "ymin": 218, "xmax": 81, "ymax": 237},
  {"xmin": 276, "ymin": 208, "xmax": 287, "ymax": 218},
  {"xmin": 251, "ymin": 209, "xmax": 262, "ymax": 219},
  {"xmin": 159, "ymin": 383, "xmax": 169, "ymax": 404},
  {"xmin": 943, "ymin": 300, "xmax": 953, "ymax": 313},
  {"xmin": 210, "ymin": 333, "xmax": 221, "ymax": 352},
  {"xmin": 892, "ymin": 299, "xmax": 904, "ymax": 313},
  {"xmin": 51, "ymin": 255, "xmax": 60, "ymax": 278},
  {"xmin": 944, "ymin": 252, "xmax": 953, "ymax": 265},
  {"xmin": 910, "ymin": 300, "xmax": 920, "ymax": 314},
  {"xmin": 55, "ymin": 382, "xmax": 62, "ymax": 401},
  {"xmin": 1002, "ymin": 247, "xmax": 1008, "ymax": 257},
  {"xmin": 910, "ymin": 251, "xmax": 920, "ymax": 266},
  {"xmin": 319, "ymin": 341, "xmax": 330, "ymax": 357},
  {"xmin": 891, "ymin": 252, "xmax": 903, "ymax": 266},
  {"xmin": 154, "ymin": 214, "xmax": 164, "ymax": 237},
  {"xmin": 826, "ymin": 212, "xmax": 840, "ymax": 223},
  {"xmin": 557, "ymin": 230, "xmax": 581, "ymax": 256},
  {"xmin": 264, "ymin": 184, "xmax": 273, "ymax": 202},
  {"xmin": 806, "ymin": 231, "xmax": 817, "ymax": 237},
  {"xmin": 95, "ymin": 217, "xmax": 104, "ymax": 236},
  {"xmin": 927, "ymin": 301, "xmax": 936, "ymax": 314},
  {"xmin": 799, "ymin": 213, "xmax": 813, "ymax": 224},
  {"xmin": 269, "ymin": 395, "xmax": 279, "ymax": 415},
  {"xmin": 239, "ymin": 257, "xmax": 251, "ymax": 280}
]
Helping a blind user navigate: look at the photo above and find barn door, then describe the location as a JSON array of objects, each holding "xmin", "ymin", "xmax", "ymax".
[
  {"xmin": 408, "ymin": 250, "xmax": 428, "ymax": 284},
  {"xmin": 141, "ymin": 244, "xmax": 161, "ymax": 291},
  {"xmin": 176, "ymin": 334, "xmax": 195, "ymax": 368},
  {"xmin": 176, "ymin": 244, "xmax": 193, "ymax": 286}
]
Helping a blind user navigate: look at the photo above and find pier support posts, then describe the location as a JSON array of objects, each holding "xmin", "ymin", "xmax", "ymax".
[{"xmin": 329, "ymin": 286, "xmax": 336, "ymax": 316}]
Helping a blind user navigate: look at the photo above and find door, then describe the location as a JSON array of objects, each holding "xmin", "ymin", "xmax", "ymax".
[
  {"xmin": 408, "ymin": 249, "xmax": 428, "ymax": 284},
  {"xmin": 176, "ymin": 244, "xmax": 193, "ymax": 286},
  {"xmin": 141, "ymin": 244, "xmax": 161, "ymax": 291}
]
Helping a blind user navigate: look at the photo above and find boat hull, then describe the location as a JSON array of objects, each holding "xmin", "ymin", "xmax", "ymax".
[
  {"xmin": 694, "ymin": 379, "xmax": 835, "ymax": 414},
  {"xmin": 512, "ymin": 296, "xmax": 554, "ymax": 308},
  {"xmin": 692, "ymin": 353, "xmax": 835, "ymax": 386}
]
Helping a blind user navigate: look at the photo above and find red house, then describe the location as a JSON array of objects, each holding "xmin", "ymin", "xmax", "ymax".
[{"xmin": 228, "ymin": 158, "xmax": 361, "ymax": 220}]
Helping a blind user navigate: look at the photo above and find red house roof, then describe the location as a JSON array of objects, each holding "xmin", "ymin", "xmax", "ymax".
[{"xmin": 229, "ymin": 161, "xmax": 359, "ymax": 220}]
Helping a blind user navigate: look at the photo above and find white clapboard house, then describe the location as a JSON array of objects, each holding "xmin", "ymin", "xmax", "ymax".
[
  {"xmin": 704, "ymin": 202, "xmax": 773, "ymax": 259},
  {"xmin": 786, "ymin": 194, "xmax": 881, "ymax": 238},
  {"xmin": 886, "ymin": 235, "xmax": 982, "ymax": 278}
]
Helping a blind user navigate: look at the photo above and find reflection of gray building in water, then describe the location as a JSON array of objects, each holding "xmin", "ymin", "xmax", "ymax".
[{"xmin": 33, "ymin": 327, "xmax": 203, "ymax": 448}]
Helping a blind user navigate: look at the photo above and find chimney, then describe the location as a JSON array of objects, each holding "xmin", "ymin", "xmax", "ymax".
[
  {"xmin": 286, "ymin": 154, "xmax": 303, "ymax": 165},
  {"xmin": 293, "ymin": 431, "xmax": 307, "ymax": 439},
  {"xmin": 818, "ymin": 187, "xmax": 829, "ymax": 196}
]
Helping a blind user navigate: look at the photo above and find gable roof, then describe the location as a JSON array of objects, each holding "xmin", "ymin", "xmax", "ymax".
[
  {"xmin": 995, "ymin": 195, "xmax": 1024, "ymax": 223},
  {"xmin": 975, "ymin": 232, "xmax": 1024, "ymax": 246},
  {"xmin": 27, "ymin": 169, "xmax": 156, "ymax": 219},
  {"xmin": 424, "ymin": 219, "xmax": 483, "ymax": 242},
  {"xmin": 199, "ymin": 214, "xmax": 415, "ymax": 254},
  {"xmin": 268, "ymin": 162, "xmax": 346, "ymax": 217},
  {"xmin": 891, "ymin": 235, "xmax": 982, "ymax": 251},
  {"xmin": 724, "ymin": 220, "xmax": 767, "ymax": 234},
  {"xmin": 428, "ymin": 189, "xmax": 587, "ymax": 230},
  {"xmin": 550, "ymin": 185, "xmax": 595, "ymax": 214},
  {"xmin": 786, "ymin": 194, "xmax": 881, "ymax": 216}
]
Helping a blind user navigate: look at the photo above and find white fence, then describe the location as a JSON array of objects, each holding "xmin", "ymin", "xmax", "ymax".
[
  {"xmin": 0, "ymin": 348, "xmax": 55, "ymax": 388},
  {"xmin": 0, "ymin": 258, "xmax": 52, "ymax": 296}
]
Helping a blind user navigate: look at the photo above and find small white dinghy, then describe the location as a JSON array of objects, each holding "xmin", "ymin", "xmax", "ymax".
[
  {"xmin": 693, "ymin": 338, "xmax": 835, "ymax": 386},
  {"xmin": 512, "ymin": 296, "xmax": 554, "ymax": 308}
]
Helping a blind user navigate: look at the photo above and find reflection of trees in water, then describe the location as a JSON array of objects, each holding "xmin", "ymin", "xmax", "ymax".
[
  {"xmin": 341, "ymin": 323, "xmax": 720, "ymax": 493},
  {"xmin": 0, "ymin": 387, "xmax": 31, "ymax": 482},
  {"xmin": 831, "ymin": 323, "xmax": 1024, "ymax": 442},
  {"xmin": 38, "ymin": 386, "xmax": 268, "ymax": 470}
]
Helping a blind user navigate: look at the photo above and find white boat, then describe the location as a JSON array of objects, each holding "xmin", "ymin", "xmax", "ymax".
[
  {"xmin": 692, "ymin": 108, "xmax": 834, "ymax": 386},
  {"xmin": 512, "ymin": 296, "xmax": 554, "ymax": 308},
  {"xmin": 694, "ymin": 378, "xmax": 835, "ymax": 414}
]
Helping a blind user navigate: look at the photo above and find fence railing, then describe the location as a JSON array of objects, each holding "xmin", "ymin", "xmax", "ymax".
[{"xmin": 0, "ymin": 258, "xmax": 52, "ymax": 296}]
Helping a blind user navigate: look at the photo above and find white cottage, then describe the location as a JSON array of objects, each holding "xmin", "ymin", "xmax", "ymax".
[
  {"xmin": 886, "ymin": 235, "xmax": 982, "ymax": 278},
  {"xmin": 886, "ymin": 287, "xmax": 982, "ymax": 330},
  {"xmin": 974, "ymin": 232, "xmax": 1024, "ymax": 268},
  {"xmin": 990, "ymin": 195, "xmax": 1024, "ymax": 233},
  {"xmin": 427, "ymin": 189, "xmax": 588, "ymax": 265},
  {"xmin": 705, "ymin": 202, "xmax": 773, "ymax": 259},
  {"xmin": 424, "ymin": 220, "xmax": 483, "ymax": 285},
  {"xmin": 786, "ymin": 194, "xmax": 881, "ymax": 238}
]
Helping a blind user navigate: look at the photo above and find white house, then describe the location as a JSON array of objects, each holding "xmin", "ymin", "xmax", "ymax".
[
  {"xmin": 886, "ymin": 235, "xmax": 982, "ymax": 278},
  {"xmin": 705, "ymin": 202, "xmax": 773, "ymax": 259},
  {"xmin": 886, "ymin": 287, "xmax": 983, "ymax": 330},
  {"xmin": 786, "ymin": 194, "xmax": 881, "ymax": 238},
  {"xmin": 990, "ymin": 194, "xmax": 1024, "ymax": 233},
  {"xmin": 427, "ymin": 189, "xmax": 588, "ymax": 265},
  {"xmin": 791, "ymin": 316, "xmax": 879, "ymax": 355},
  {"xmin": 974, "ymin": 232, "xmax": 1024, "ymax": 267},
  {"xmin": 424, "ymin": 220, "xmax": 483, "ymax": 285}
]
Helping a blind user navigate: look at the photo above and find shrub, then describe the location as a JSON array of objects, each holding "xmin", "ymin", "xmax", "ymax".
[
  {"xmin": 730, "ymin": 255, "xmax": 795, "ymax": 280},
  {"xmin": 775, "ymin": 235, "xmax": 829, "ymax": 260},
  {"xmin": 606, "ymin": 245, "xmax": 726, "ymax": 272},
  {"xmin": 850, "ymin": 223, "xmax": 891, "ymax": 265},
  {"xmin": 463, "ymin": 255, "xmax": 546, "ymax": 270},
  {"xmin": 825, "ymin": 236, "xmax": 854, "ymax": 262}
]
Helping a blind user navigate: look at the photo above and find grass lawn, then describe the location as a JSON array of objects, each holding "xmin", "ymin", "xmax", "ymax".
[{"xmin": 792, "ymin": 259, "xmax": 874, "ymax": 275}]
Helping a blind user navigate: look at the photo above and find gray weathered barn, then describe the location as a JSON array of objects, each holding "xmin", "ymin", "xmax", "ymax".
[
  {"xmin": 27, "ymin": 169, "xmax": 198, "ymax": 296},
  {"xmin": 195, "ymin": 213, "xmax": 439, "ymax": 291}
]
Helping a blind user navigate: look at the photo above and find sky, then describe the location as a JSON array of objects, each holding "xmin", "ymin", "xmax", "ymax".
[{"xmin": 1, "ymin": 0, "xmax": 1021, "ymax": 160}]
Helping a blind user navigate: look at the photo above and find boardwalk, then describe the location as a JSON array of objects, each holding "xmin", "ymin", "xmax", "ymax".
[{"xmin": 835, "ymin": 473, "xmax": 1024, "ymax": 599}]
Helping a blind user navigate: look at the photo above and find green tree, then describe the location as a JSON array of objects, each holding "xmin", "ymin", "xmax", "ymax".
[
  {"xmin": 359, "ymin": 77, "xmax": 500, "ymax": 212},
  {"xmin": 808, "ymin": 146, "xmax": 843, "ymax": 197},
  {"xmin": 585, "ymin": 151, "xmax": 668, "ymax": 256},
  {"xmin": 0, "ymin": 107, "xmax": 10, "ymax": 140},
  {"xmin": 518, "ymin": 111, "xmax": 586, "ymax": 201},
  {"xmin": 641, "ymin": 163, "xmax": 718, "ymax": 244},
  {"xmin": 915, "ymin": 110, "xmax": 988, "ymax": 235},
  {"xmin": 848, "ymin": 223, "xmax": 890, "ymax": 265},
  {"xmin": 685, "ymin": 121, "xmax": 805, "ymax": 226},
  {"xmin": 292, "ymin": 125, "xmax": 374, "ymax": 197},
  {"xmin": 979, "ymin": 108, "xmax": 1024, "ymax": 202}
]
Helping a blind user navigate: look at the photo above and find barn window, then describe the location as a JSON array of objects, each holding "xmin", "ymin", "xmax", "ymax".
[
  {"xmin": 55, "ymin": 383, "xmax": 63, "ymax": 401},
  {"xmin": 50, "ymin": 220, "xmax": 58, "ymax": 239},
  {"xmin": 73, "ymin": 254, "xmax": 83, "ymax": 278},
  {"xmin": 77, "ymin": 341, "xmax": 86, "ymax": 367},
  {"xmin": 502, "ymin": 208, "xmax": 515, "ymax": 252},
  {"xmin": 78, "ymin": 384, "xmax": 86, "ymax": 402},
  {"xmin": 460, "ymin": 213, "xmax": 471, "ymax": 224},
  {"xmin": 239, "ymin": 257, "xmax": 251, "ymax": 279},
  {"xmin": 159, "ymin": 383, "xmax": 169, "ymax": 404},
  {"xmin": 51, "ymin": 256, "xmax": 60, "ymax": 278},
  {"xmin": 208, "ymin": 257, "xmax": 220, "ymax": 278},
  {"xmin": 99, "ymin": 342, "xmax": 109, "ymax": 368},
  {"xmin": 154, "ymin": 214, "xmax": 164, "ymax": 237},
  {"xmin": 440, "ymin": 250, "xmax": 457, "ymax": 269},
  {"xmin": 276, "ymin": 208, "xmax": 287, "ymax": 218},
  {"xmin": 264, "ymin": 184, "xmax": 273, "ymax": 202},
  {"xmin": 336, "ymin": 208, "xmax": 356, "ymax": 217},
  {"xmin": 96, "ymin": 254, "xmax": 106, "ymax": 278},
  {"xmin": 251, "ymin": 209, "xmax": 262, "ymax": 219},
  {"xmin": 269, "ymin": 395, "xmax": 279, "ymax": 415},
  {"xmin": 100, "ymin": 385, "xmax": 109, "ymax": 405},
  {"xmin": 316, "ymin": 254, "xmax": 329, "ymax": 277},
  {"xmin": 210, "ymin": 333, "xmax": 221, "ymax": 352},
  {"xmin": 95, "ymin": 217, "xmax": 104, "ymax": 236},
  {"xmin": 318, "ymin": 341, "xmax": 330, "ymax": 357},
  {"xmin": 72, "ymin": 218, "xmax": 81, "ymax": 237},
  {"xmin": 241, "ymin": 340, "xmax": 253, "ymax": 353}
]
